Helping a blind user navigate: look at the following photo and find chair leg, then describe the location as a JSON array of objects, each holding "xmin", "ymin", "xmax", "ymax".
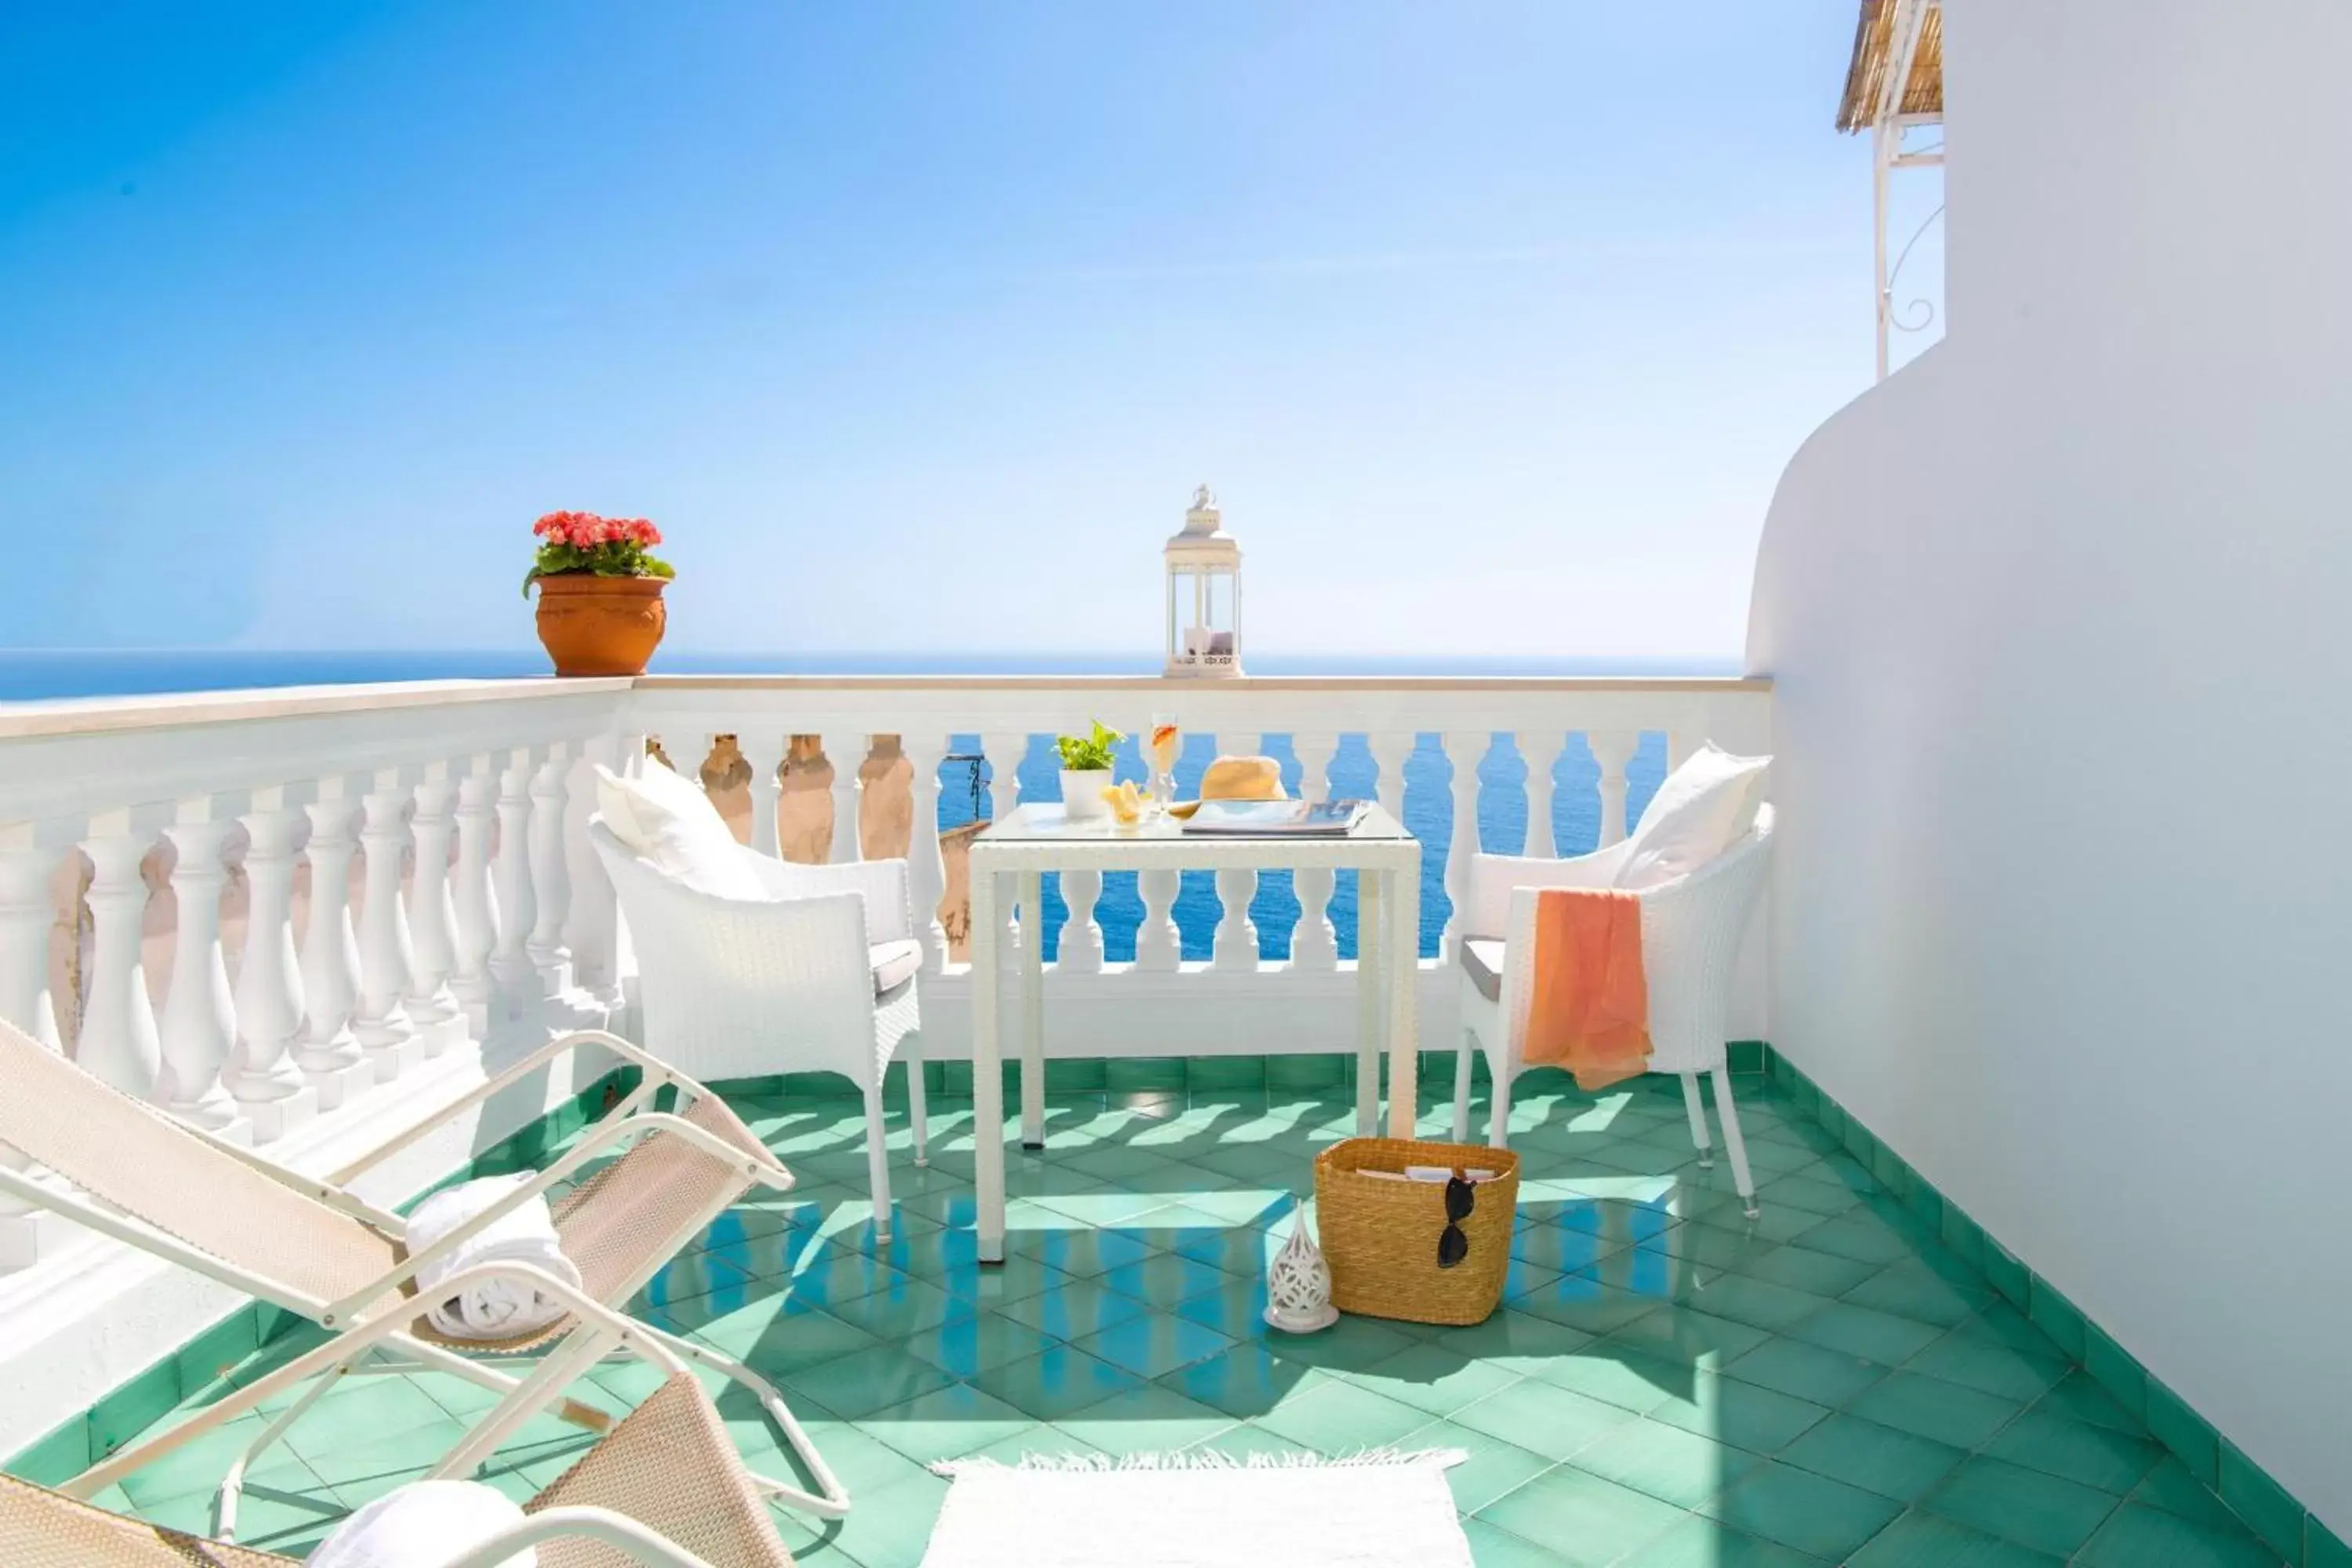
[
  {"xmin": 1710, "ymin": 1068, "xmax": 1759, "ymax": 1218},
  {"xmin": 1451, "ymin": 1031, "xmax": 1475, "ymax": 1144},
  {"xmin": 1681, "ymin": 1073, "xmax": 1715, "ymax": 1169},
  {"xmin": 905, "ymin": 1042, "xmax": 930, "ymax": 1168},
  {"xmin": 644, "ymin": 1326, "xmax": 852, "ymax": 1519},
  {"xmin": 1487, "ymin": 1061, "xmax": 1514, "ymax": 1150},
  {"xmin": 863, "ymin": 1080, "xmax": 894, "ymax": 1241}
]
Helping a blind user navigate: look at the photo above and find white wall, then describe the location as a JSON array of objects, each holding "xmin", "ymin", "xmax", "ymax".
[{"xmin": 1748, "ymin": 0, "xmax": 2352, "ymax": 1536}]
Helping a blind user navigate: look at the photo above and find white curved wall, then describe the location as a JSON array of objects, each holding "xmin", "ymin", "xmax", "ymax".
[{"xmin": 1748, "ymin": 0, "xmax": 2352, "ymax": 1534}]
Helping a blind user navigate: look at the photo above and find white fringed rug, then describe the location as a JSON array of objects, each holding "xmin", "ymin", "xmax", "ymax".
[{"xmin": 920, "ymin": 1450, "xmax": 1472, "ymax": 1567}]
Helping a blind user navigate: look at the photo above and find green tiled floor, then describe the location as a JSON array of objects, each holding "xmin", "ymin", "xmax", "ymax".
[{"xmin": 94, "ymin": 1076, "xmax": 2294, "ymax": 1566}]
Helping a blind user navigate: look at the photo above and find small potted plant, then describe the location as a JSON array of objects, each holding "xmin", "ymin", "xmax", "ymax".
[
  {"xmin": 524, "ymin": 510, "xmax": 676, "ymax": 677},
  {"xmin": 1055, "ymin": 720, "xmax": 1123, "ymax": 818}
]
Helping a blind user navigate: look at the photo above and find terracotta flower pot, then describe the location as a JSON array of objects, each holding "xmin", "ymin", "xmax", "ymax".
[{"xmin": 532, "ymin": 574, "xmax": 668, "ymax": 677}]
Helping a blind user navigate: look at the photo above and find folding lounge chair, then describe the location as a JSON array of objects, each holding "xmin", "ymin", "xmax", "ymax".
[
  {"xmin": 0, "ymin": 1022, "xmax": 850, "ymax": 1525},
  {"xmin": 2, "ymin": 1296, "xmax": 799, "ymax": 1567}
]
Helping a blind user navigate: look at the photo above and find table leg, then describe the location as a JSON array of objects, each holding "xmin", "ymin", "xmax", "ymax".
[
  {"xmin": 1385, "ymin": 865, "xmax": 1421, "ymax": 1140},
  {"xmin": 971, "ymin": 866, "xmax": 1006, "ymax": 1264},
  {"xmin": 1018, "ymin": 869, "xmax": 1046, "ymax": 1149},
  {"xmin": 1354, "ymin": 868, "xmax": 1382, "ymax": 1137}
]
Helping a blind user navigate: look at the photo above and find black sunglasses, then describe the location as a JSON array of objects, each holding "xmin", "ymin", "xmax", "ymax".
[{"xmin": 1437, "ymin": 1173, "xmax": 1476, "ymax": 1269}]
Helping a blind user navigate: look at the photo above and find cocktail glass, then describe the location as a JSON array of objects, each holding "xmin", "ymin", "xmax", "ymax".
[{"xmin": 1147, "ymin": 713, "xmax": 1182, "ymax": 814}]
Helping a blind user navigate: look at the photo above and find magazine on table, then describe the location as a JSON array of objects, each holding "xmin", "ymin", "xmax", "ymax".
[{"xmin": 1181, "ymin": 798, "xmax": 1370, "ymax": 836}]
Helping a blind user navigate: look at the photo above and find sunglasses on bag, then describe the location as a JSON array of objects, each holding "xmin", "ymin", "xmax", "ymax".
[{"xmin": 1437, "ymin": 1172, "xmax": 1476, "ymax": 1269}]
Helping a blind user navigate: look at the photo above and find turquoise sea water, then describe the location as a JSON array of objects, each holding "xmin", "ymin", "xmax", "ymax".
[{"xmin": 2, "ymin": 650, "xmax": 1708, "ymax": 962}]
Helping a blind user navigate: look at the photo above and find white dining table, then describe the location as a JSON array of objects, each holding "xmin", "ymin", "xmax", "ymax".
[{"xmin": 966, "ymin": 802, "xmax": 1423, "ymax": 1263}]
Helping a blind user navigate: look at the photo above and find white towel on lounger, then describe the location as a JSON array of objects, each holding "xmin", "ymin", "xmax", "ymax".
[
  {"xmin": 407, "ymin": 1173, "xmax": 583, "ymax": 1341},
  {"xmin": 306, "ymin": 1479, "xmax": 534, "ymax": 1567}
]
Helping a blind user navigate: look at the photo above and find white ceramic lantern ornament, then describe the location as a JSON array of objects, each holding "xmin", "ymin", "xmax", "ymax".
[{"xmin": 1263, "ymin": 1216, "xmax": 1338, "ymax": 1333}]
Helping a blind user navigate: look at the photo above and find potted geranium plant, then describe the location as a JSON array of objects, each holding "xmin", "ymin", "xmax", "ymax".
[
  {"xmin": 524, "ymin": 510, "xmax": 675, "ymax": 677},
  {"xmin": 1055, "ymin": 720, "xmax": 1123, "ymax": 818}
]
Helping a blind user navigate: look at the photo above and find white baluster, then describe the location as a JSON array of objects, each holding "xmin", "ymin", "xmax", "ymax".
[
  {"xmin": 297, "ymin": 782, "xmax": 366, "ymax": 1102},
  {"xmin": 1442, "ymin": 732, "xmax": 1487, "ymax": 959},
  {"xmin": 491, "ymin": 748, "xmax": 541, "ymax": 1004},
  {"xmin": 0, "ymin": 833, "xmax": 62, "ymax": 1052},
  {"xmin": 450, "ymin": 757, "xmax": 500, "ymax": 1025},
  {"xmin": 741, "ymin": 735, "xmax": 782, "ymax": 857},
  {"xmin": 1521, "ymin": 731, "xmax": 1566, "ymax": 858},
  {"xmin": 1210, "ymin": 732, "xmax": 1261, "ymax": 972},
  {"xmin": 0, "ymin": 829, "xmax": 67, "ymax": 1268},
  {"xmin": 1668, "ymin": 731, "xmax": 1696, "ymax": 772},
  {"xmin": 353, "ymin": 773, "xmax": 417, "ymax": 1079},
  {"xmin": 981, "ymin": 732, "xmax": 1025, "ymax": 957},
  {"xmin": 406, "ymin": 768, "xmax": 463, "ymax": 1053},
  {"xmin": 528, "ymin": 745, "xmax": 573, "ymax": 992},
  {"xmin": 562, "ymin": 735, "xmax": 622, "ymax": 1004},
  {"xmin": 1060, "ymin": 869, "xmax": 1105, "ymax": 973},
  {"xmin": 78, "ymin": 812, "xmax": 162, "ymax": 1097},
  {"xmin": 157, "ymin": 807, "xmax": 239, "ymax": 1127},
  {"xmin": 226, "ymin": 792, "xmax": 313, "ymax": 1137},
  {"xmin": 904, "ymin": 735, "xmax": 950, "ymax": 971},
  {"xmin": 1367, "ymin": 731, "xmax": 1414, "ymax": 824},
  {"xmin": 829, "ymin": 734, "xmax": 866, "ymax": 864},
  {"xmin": 1290, "ymin": 732, "xmax": 1341, "ymax": 971},
  {"xmin": 1137, "ymin": 868, "xmax": 1181, "ymax": 971},
  {"xmin": 1591, "ymin": 731, "xmax": 1640, "ymax": 848}
]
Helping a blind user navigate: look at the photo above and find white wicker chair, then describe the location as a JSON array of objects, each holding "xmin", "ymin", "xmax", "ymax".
[
  {"xmin": 591, "ymin": 822, "xmax": 927, "ymax": 1237},
  {"xmin": 1454, "ymin": 804, "xmax": 1774, "ymax": 1217}
]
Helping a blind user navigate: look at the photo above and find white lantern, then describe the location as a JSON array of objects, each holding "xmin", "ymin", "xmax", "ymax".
[
  {"xmin": 1164, "ymin": 485, "xmax": 1243, "ymax": 679},
  {"xmin": 1262, "ymin": 1213, "xmax": 1338, "ymax": 1333}
]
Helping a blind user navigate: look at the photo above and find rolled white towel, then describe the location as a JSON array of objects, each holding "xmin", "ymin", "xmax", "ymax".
[
  {"xmin": 306, "ymin": 1479, "xmax": 535, "ymax": 1568},
  {"xmin": 407, "ymin": 1172, "xmax": 584, "ymax": 1341}
]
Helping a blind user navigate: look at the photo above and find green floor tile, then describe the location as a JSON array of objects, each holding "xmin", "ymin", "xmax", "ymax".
[
  {"xmin": 1479, "ymin": 1463, "xmax": 1690, "ymax": 1566},
  {"xmin": 1983, "ymin": 1408, "xmax": 2161, "ymax": 1494},
  {"xmin": 1460, "ymin": 1515, "xmax": 1577, "ymax": 1566},
  {"xmin": 1721, "ymin": 1335, "xmax": 1890, "ymax": 1408},
  {"xmin": 995, "ymin": 1277, "xmax": 1152, "ymax": 1341},
  {"xmin": 2075, "ymin": 1501, "xmax": 2285, "ymax": 1567},
  {"xmin": 1252, "ymin": 1378, "xmax": 1432, "ymax": 1454},
  {"xmin": 1922, "ymin": 1455, "xmax": 2124, "ymax": 1558},
  {"xmin": 1843, "ymin": 1370, "xmax": 2022, "ymax": 1450},
  {"xmin": 1646, "ymin": 1368, "xmax": 1830, "ymax": 1456},
  {"xmin": 1905, "ymin": 1324, "xmax": 2071, "ymax": 1404},
  {"xmin": 1341, "ymin": 1341, "xmax": 1523, "ymax": 1418},
  {"xmin": 857, "ymin": 1382, "xmax": 1036, "ymax": 1465},
  {"xmin": 1700, "ymin": 1458, "xmax": 1907, "ymax": 1560},
  {"xmin": 1529, "ymin": 1342, "xmax": 1693, "ymax": 1415},
  {"xmin": 1565, "ymin": 1414, "xmax": 1761, "ymax": 1508},
  {"xmin": 1734, "ymin": 1243, "xmax": 1881, "ymax": 1298},
  {"xmin": 1396, "ymin": 1417, "xmax": 1554, "ymax": 1513},
  {"xmin": 1617, "ymin": 1514, "xmax": 1833, "ymax": 1567},
  {"xmin": 1451, "ymin": 1378, "xmax": 1638, "ymax": 1464},
  {"xmin": 1158, "ymin": 1341, "xmax": 1330, "ymax": 1417},
  {"xmin": 1051, "ymin": 1384, "xmax": 1238, "ymax": 1455},
  {"xmin": 1847, "ymin": 1512, "xmax": 2064, "ymax": 1566},
  {"xmin": 779, "ymin": 1343, "xmax": 962, "ymax": 1421},
  {"xmin": 1777, "ymin": 1412, "xmax": 1965, "ymax": 1502},
  {"xmin": 1787, "ymin": 1302, "xmax": 1948, "ymax": 1366},
  {"xmin": 1069, "ymin": 1312, "xmax": 1236, "ymax": 1381}
]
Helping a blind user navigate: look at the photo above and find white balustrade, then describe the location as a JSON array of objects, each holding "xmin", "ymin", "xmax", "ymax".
[
  {"xmin": 227, "ymin": 792, "xmax": 311, "ymax": 1128},
  {"xmin": 1441, "ymin": 731, "xmax": 1487, "ymax": 960},
  {"xmin": 78, "ymin": 813, "xmax": 162, "ymax": 1098},
  {"xmin": 297, "ymin": 783, "xmax": 366, "ymax": 1100},
  {"xmin": 354, "ymin": 775, "xmax": 418, "ymax": 1076},
  {"xmin": 1290, "ymin": 732, "xmax": 1341, "ymax": 971},
  {"xmin": 1590, "ymin": 730, "xmax": 1640, "ymax": 847},
  {"xmin": 904, "ymin": 734, "xmax": 950, "ymax": 970},
  {"xmin": 450, "ymin": 758, "xmax": 500, "ymax": 1020},
  {"xmin": 0, "ymin": 673, "xmax": 1767, "ymax": 1214},
  {"xmin": 0, "ymin": 830, "xmax": 65, "ymax": 1258},
  {"xmin": 829, "ymin": 735, "xmax": 863, "ymax": 863},
  {"xmin": 981, "ymin": 731, "xmax": 1025, "ymax": 958},
  {"xmin": 406, "ymin": 769, "xmax": 463, "ymax": 1051},
  {"xmin": 157, "ymin": 808, "xmax": 239, "ymax": 1127},
  {"xmin": 527, "ymin": 745, "xmax": 573, "ymax": 991}
]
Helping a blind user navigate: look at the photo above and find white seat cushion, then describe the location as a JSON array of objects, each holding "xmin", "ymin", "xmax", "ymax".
[
  {"xmin": 1615, "ymin": 742, "xmax": 1770, "ymax": 891},
  {"xmin": 593, "ymin": 762, "xmax": 764, "ymax": 899},
  {"xmin": 870, "ymin": 938, "xmax": 923, "ymax": 997}
]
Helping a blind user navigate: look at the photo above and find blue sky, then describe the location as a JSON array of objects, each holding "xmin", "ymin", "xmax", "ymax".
[{"xmin": 4, "ymin": 2, "xmax": 1921, "ymax": 661}]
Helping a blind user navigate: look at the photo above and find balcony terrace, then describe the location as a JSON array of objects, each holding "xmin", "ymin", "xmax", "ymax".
[{"xmin": 0, "ymin": 671, "xmax": 2326, "ymax": 1565}]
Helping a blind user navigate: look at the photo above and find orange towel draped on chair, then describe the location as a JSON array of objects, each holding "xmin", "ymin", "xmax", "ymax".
[{"xmin": 1522, "ymin": 887, "xmax": 1652, "ymax": 1090}]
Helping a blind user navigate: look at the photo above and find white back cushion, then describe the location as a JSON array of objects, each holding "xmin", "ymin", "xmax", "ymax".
[
  {"xmin": 593, "ymin": 762, "xmax": 764, "ymax": 899},
  {"xmin": 1615, "ymin": 742, "xmax": 1770, "ymax": 891}
]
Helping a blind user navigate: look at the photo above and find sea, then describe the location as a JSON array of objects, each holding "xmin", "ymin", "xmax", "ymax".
[{"xmin": 2, "ymin": 650, "xmax": 1730, "ymax": 965}]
